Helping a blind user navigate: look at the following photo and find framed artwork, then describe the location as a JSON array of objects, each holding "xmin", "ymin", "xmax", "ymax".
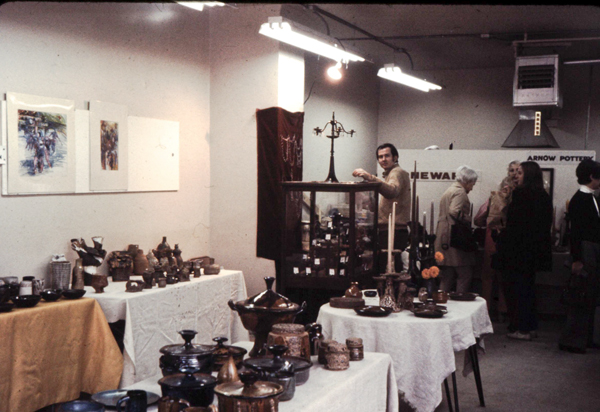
[
  {"xmin": 89, "ymin": 101, "xmax": 128, "ymax": 191},
  {"xmin": 6, "ymin": 92, "xmax": 76, "ymax": 194},
  {"xmin": 541, "ymin": 168, "xmax": 554, "ymax": 201}
]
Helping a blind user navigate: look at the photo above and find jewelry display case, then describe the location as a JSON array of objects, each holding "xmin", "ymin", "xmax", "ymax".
[{"xmin": 280, "ymin": 181, "xmax": 380, "ymax": 321}]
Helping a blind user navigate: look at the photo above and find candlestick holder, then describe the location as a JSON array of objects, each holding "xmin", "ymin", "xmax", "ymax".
[{"xmin": 313, "ymin": 112, "xmax": 355, "ymax": 183}]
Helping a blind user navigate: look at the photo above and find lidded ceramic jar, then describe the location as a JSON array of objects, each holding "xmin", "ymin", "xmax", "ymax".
[
  {"xmin": 211, "ymin": 337, "xmax": 247, "ymax": 372},
  {"xmin": 158, "ymin": 367, "xmax": 217, "ymax": 407},
  {"xmin": 318, "ymin": 339, "xmax": 336, "ymax": 365},
  {"xmin": 325, "ymin": 342, "xmax": 350, "ymax": 371},
  {"xmin": 228, "ymin": 277, "xmax": 306, "ymax": 357},
  {"xmin": 344, "ymin": 282, "xmax": 363, "ymax": 298},
  {"xmin": 346, "ymin": 337, "xmax": 364, "ymax": 361},
  {"xmin": 159, "ymin": 330, "xmax": 215, "ymax": 376},
  {"xmin": 214, "ymin": 371, "xmax": 283, "ymax": 412},
  {"xmin": 243, "ymin": 345, "xmax": 312, "ymax": 386},
  {"xmin": 267, "ymin": 323, "xmax": 310, "ymax": 361}
]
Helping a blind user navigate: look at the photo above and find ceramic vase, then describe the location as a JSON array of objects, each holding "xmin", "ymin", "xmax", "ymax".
[
  {"xmin": 72, "ymin": 258, "xmax": 85, "ymax": 290},
  {"xmin": 173, "ymin": 244, "xmax": 183, "ymax": 269},
  {"xmin": 426, "ymin": 278, "xmax": 437, "ymax": 299},
  {"xmin": 134, "ymin": 249, "xmax": 149, "ymax": 275},
  {"xmin": 90, "ymin": 274, "xmax": 109, "ymax": 293}
]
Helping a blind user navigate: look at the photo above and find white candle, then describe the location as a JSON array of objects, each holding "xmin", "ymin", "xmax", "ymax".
[
  {"xmin": 391, "ymin": 201, "xmax": 396, "ymax": 249},
  {"xmin": 430, "ymin": 202, "xmax": 434, "ymax": 234},
  {"xmin": 387, "ymin": 214, "xmax": 393, "ymax": 273},
  {"xmin": 423, "ymin": 212, "xmax": 427, "ymax": 235}
]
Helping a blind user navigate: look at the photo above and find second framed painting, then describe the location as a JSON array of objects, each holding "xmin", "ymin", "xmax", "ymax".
[{"xmin": 89, "ymin": 101, "xmax": 128, "ymax": 191}]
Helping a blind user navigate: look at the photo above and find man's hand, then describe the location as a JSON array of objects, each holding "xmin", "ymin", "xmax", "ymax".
[
  {"xmin": 353, "ymin": 168, "xmax": 373, "ymax": 181},
  {"xmin": 572, "ymin": 261, "xmax": 584, "ymax": 276}
]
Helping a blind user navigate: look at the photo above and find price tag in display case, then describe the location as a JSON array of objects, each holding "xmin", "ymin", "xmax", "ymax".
[
  {"xmin": 314, "ymin": 258, "xmax": 320, "ymax": 265},
  {"xmin": 329, "ymin": 269, "xmax": 336, "ymax": 276},
  {"xmin": 306, "ymin": 267, "xmax": 312, "ymax": 275},
  {"xmin": 325, "ymin": 234, "xmax": 331, "ymax": 240},
  {"xmin": 293, "ymin": 267, "xmax": 299, "ymax": 274},
  {"xmin": 339, "ymin": 269, "xmax": 345, "ymax": 276}
]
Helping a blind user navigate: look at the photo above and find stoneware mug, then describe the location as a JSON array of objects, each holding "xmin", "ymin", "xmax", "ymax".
[
  {"xmin": 158, "ymin": 396, "xmax": 191, "ymax": 412},
  {"xmin": 116, "ymin": 390, "xmax": 147, "ymax": 412}
]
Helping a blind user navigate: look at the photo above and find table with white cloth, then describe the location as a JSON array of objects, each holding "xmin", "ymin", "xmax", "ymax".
[
  {"xmin": 126, "ymin": 340, "xmax": 399, "ymax": 412},
  {"xmin": 85, "ymin": 270, "xmax": 249, "ymax": 387},
  {"xmin": 317, "ymin": 296, "xmax": 493, "ymax": 412}
]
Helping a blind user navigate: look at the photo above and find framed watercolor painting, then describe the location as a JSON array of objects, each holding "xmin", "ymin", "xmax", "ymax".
[
  {"xmin": 89, "ymin": 100, "xmax": 128, "ymax": 191},
  {"xmin": 6, "ymin": 92, "xmax": 76, "ymax": 194}
]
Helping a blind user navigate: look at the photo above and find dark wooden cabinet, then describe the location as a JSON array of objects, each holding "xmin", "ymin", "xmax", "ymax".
[{"xmin": 279, "ymin": 181, "xmax": 380, "ymax": 322}]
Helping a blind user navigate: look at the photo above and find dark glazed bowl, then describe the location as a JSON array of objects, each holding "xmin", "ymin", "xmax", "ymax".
[
  {"xmin": 158, "ymin": 368, "xmax": 217, "ymax": 407},
  {"xmin": 0, "ymin": 284, "xmax": 10, "ymax": 303},
  {"xmin": 62, "ymin": 289, "xmax": 87, "ymax": 299},
  {"xmin": 0, "ymin": 302, "xmax": 15, "ymax": 313},
  {"xmin": 58, "ymin": 400, "xmax": 105, "ymax": 412},
  {"xmin": 11, "ymin": 294, "xmax": 42, "ymax": 308},
  {"xmin": 41, "ymin": 289, "xmax": 63, "ymax": 302}
]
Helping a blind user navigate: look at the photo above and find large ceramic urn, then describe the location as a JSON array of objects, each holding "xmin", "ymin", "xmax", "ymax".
[{"xmin": 228, "ymin": 277, "xmax": 306, "ymax": 357}]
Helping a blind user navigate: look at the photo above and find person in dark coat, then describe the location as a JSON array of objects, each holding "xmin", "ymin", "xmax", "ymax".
[
  {"xmin": 496, "ymin": 161, "xmax": 553, "ymax": 340},
  {"xmin": 559, "ymin": 159, "xmax": 600, "ymax": 353}
]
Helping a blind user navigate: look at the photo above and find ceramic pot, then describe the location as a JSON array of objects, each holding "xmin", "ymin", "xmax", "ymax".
[
  {"xmin": 214, "ymin": 371, "xmax": 283, "ymax": 412},
  {"xmin": 432, "ymin": 290, "xmax": 449, "ymax": 304},
  {"xmin": 72, "ymin": 258, "xmax": 85, "ymax": 290},
  {"xmin": 305, "ymin": 323, "xmax": 324, "ymax": 356},
  {"xmin": 90, "ymin": 274, "xmax": 109, "ymax": 293},
  {"xmin": 159, "ymin": 330, "xmax": 215, "ymax": 376},
  {"xmin": 126, "ymin": 280, "xmax": 144, "ymax": 293},
  {"xmin": 267, "ymin": 370, "xmax": 295, "ymax": 402},
  {"xmin": 173, "ymin": 244, "xmax": 183, "ymax": 268},
  {"xmin": 217, "ymin": 355, "xmax": 240, "ymax": 384},
  {"xmin": 142, "ymin": 271, "xmax": 154, "ymax": 289},
  {"xmin": 154, "ymin": 236, "xmax": 171, "ymax": 260},
  {"xmin": 243, "ymin": 345, "xmax": 312, "ymax": 386},
  {"xmin": 228, "ymin": 277, "xmax": 306, "ymax": 357},
  {"xmin": 211, "ymin": 337, "xmax": 247, "ymax": 372},
  {"xmin": 32, "ymin": 279, "xmax": 45, "ymax": 295},
  {"xmin": 346, "ymin": 337, "xmax": 364, "ymax": 361},
  {"xmin": 133, "ymin": 249, "xmax": 149, "ymax": 276},
  {"xmin": 318, "ymin": 339, "xmax": 336, "ymax": 365},
  {"xmin": 147, "ymin": 250, "xmax": 160, "ymax": 269},
  {"xmin": 325, "ymin": 342, "xmax": 350, "ymax": 371},
  {"xmin": 108, "ymin": 251, "xmax": 133, "ymax": 282},
  {"xmin": 158, "ymin": 368, "xmax": 217, "ymax": 407},
  {"xmin": 158, "ymin": 277, "xmax": 167, "ymax": 288},
  {"xmin": 267, "ymin": 323, "xmax": 310, "ymax": 361},
  {"xmin": 426, "ymin": 278, "xmax": 437, "ymax": 299},
  {"xmin": 344, "ymin": 282, "xmax": 362, "ymax": 298},
  {"xmin": 116, "ymin": 390, "xmax": 146, "ymax": 412},
  {"xmin": 127, "ymin": 244, "xmax": 139, "ymax": 260},
  {"xmin": 19, "ymin": 280, "xmax": 33, "ymax": 296},
  {"xmin": 157, "ymin": 396, "xmax": 191, "ymax": 412}
]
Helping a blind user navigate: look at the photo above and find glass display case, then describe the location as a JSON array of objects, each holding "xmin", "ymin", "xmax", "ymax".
[{"xmin": 279, "ymin": 182, "xmax": 380, "ymax": 321}]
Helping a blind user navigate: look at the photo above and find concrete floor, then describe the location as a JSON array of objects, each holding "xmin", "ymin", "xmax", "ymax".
[{"xmin": 433, "ymin": 318, "xmax": 600, "ymax": 412}]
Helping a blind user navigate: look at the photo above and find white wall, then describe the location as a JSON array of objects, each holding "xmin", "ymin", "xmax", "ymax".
[
  {"xmin": 303, "ymin": 54, "xmax": 381, "ymax": 182},
  {"xmin": 209, "ymin": 4, "xmax": 305, "ymax": 296},
  {"xmin": 0, "ymin": 3, "xmax": 212, "ymax": 278}
]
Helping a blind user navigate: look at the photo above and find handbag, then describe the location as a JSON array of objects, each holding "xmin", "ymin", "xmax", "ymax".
[
  {"xmin": 449, "ymin": 212, "xmax": 478, "ymax": 253},
  {"xmin": 560, "ymin": 271, "xmax": 590, "ymax": 308}
]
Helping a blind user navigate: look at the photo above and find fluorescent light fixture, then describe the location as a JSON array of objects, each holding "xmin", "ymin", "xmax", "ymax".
[
  {"xmin": 259, "ymin": 16, "xmax": 366, "ymax": 64},
  {"xmin": 177, "ymin": 2, "xmax": 225, "ymax": 12},
  {"xmin": 327, "ymin": 62, "xmax": 342, "ymax": 80},
  {"xmin": 377, "ymin": 64, "xmax": 442, "ymax": 92}
]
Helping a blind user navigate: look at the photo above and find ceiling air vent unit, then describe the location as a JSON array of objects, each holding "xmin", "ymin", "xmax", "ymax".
[{"xmin": 513, "ymin": 55, "xmax": 561, "ymax": 108}]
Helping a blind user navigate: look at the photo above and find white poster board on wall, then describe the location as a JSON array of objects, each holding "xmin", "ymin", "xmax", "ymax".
[{"xmin": 395, "ymin": 149, "xmax": 595, "ymax": 231}]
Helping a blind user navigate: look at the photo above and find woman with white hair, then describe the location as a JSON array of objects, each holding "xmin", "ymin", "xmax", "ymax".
[{"xmin": 434, "ymin": 165, "xmax": 479, "ymax": 293}]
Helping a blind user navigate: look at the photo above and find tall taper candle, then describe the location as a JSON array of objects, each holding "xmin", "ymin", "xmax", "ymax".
[
  {"xmin": 423, "ymin": 212, "xmax": 427, "ymax": 236},
  {"xmin": 387, "ymin": 214, "xmax": 393, "ymax": 273},
  {"xmin": 391, "ymin": 201, "xmax": 397, "ymax": 248},
  {"xmin": 430, "ymin": 201, "xmax": 434, "ymax": 234}
]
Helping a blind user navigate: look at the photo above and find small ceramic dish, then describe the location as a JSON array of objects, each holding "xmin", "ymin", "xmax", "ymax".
[
  {"xmin": 41, "ymin": 289, "xmax": 63, "ymax": 302},
  {"xmin": 413, "ymin": 308, "xmax": 445, "ymax": 318},
  {"xmin": 413, "ymin": 302, "xmax": 447, "ymax": 313},
  {"xmin": 0, "ymin": 302, "xmax": 15, "ymax": 313},
  {"xmin": 11, "ymin": 294, "xmax": 42, "ymax": 308},
  {"xmin": 62, "ymin": 289, "xmax": 87, "ymax": 300},
  {"xmin": 57, "ymin": 400, "xmax": 105, "ymax": 412},
  {"xmin": 91, "ymin": 389, "xmax": 160, "ymax": 407},
  {"xmin": 363, "ymin": 290, "xmax": 378, "ymax": 298},
  {"xmin": 449, "ymin": 292, "xmax": 478, "ymax": 301},
  {"xmin": 354, "ymin": 305, "xmax": 392, "ymax": 317}
]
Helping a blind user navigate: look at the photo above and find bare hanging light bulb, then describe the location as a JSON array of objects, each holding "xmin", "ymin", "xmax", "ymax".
[{"xmin": 327, "ymin": 61, "xmax": 343, "ymax": 80}]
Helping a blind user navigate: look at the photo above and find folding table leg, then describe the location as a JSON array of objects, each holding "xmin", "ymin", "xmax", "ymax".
[
  {"xmin": 468, "ymin": 343, "xmax": 485, "ymax": 407},
  {"xmin": 452, "ymin": 371, "xmax": 460, "ymax": 412},
  {"xmin": 444, "ymin": 378, "xmax": 454, "ymax": 412}
]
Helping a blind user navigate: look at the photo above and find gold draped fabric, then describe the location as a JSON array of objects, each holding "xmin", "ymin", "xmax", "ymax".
[{"xmin": 0, "ymin": 298, "xmax": 123, "ymax": 411}]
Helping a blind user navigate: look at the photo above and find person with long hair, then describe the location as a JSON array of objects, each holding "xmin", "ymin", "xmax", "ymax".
[
  {"xmin": 478, "ymin": 160, "xmax": 520, "ymax": 319},
  {"xmin": 495, "ymin": 161, "xmax": 553, "ymax": 340}
]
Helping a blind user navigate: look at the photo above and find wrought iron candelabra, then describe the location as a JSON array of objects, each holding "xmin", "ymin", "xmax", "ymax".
[{"xmin": 313, "ymin": 112, "xmax": 355, "ymax": 183}]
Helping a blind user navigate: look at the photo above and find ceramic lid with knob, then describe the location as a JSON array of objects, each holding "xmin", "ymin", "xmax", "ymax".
[
  {"xmin": 214, "ymin": 371, "xmax": 283, "ymax": 400},
  {"xmin": 237, "ymin": 277, "xmax": 299, "ymax": 311},
  {"xmin": 158, "ymin": 367, "xmax": 217, "ymax": 390},
  {"xmin": 243, "ymin": 345, "xmax": 311, "ymax": 374},
  {"xmin": 160, "ymin": 330, "xmax": 215, "ymax": 356}
]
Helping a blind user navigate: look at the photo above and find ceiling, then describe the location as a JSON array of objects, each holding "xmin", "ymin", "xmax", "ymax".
[{"xmin": 274, "ymin": 4, "xmax": 600, "ymax": 72}]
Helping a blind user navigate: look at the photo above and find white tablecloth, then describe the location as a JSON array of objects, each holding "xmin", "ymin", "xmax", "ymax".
[
  {"xmin": 317, "ymin": 297, "xmax": 493, "ymax": 412},
  {"xmin": 127, "ymin": 341, "xmax": 399, "ymax": 412},
  {"xmin": 85, "ymin": 270, "xmax": 249, "ymax": 387}
]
